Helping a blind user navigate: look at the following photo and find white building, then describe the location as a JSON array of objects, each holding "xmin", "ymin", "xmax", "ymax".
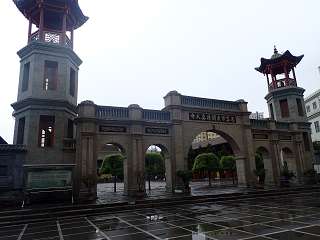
[{"xmin": 305, "ymin": 88, "xmax": 320, "ymax": 142}]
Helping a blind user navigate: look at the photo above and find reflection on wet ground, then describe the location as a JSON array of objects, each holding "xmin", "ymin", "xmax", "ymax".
[{"xmin": 2, "ymin": 191, "xmax": 320, "ymax": 239}]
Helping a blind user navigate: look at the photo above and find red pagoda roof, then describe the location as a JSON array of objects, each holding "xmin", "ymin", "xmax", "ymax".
[
  {"xmin": 255, "ymin": 50, "xmax": 304, "ymax": 75},
  {"xmin": 13, "ymin": 0, "xmax": 88, "ymax": 30}
]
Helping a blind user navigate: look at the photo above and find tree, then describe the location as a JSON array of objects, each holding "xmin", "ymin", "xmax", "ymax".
[
  {"xmin": 313, "ymin": 141, "xmax": 320, "ymax": 150},
  {"xmin": 217, "ymin": 145, "xmax": 230, "ymax": 160},
  {"xmin": 193, "ymin": 153, "xmax": 221, "ymax": 186},
  {"xmin": 99, "ymin": 153, "xmax": 123, "ymax": 192},
  {"xmin": 220, "ymin": 156, "xmax": 237, "ymax": 184},
  {"xmin": 145, "ymin": 153, "xmax": 165, "ymax": 190},
  {"xmin": 255, "ymin": 153, "xmax": 264, "ymax": 170},
  {"xmin": 205, "ymin": 143, "xmax": 217, "ymax": 155},
  {"xmin": 187, "ymin": 145, "xmax": 197, "ymax": 170}
]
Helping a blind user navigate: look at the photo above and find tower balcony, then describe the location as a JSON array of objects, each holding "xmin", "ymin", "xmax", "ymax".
[
  {"xmin": 268, "ymin": 77, "xmax": 297, "ymax": 91},
  {"xmin": 29, "ymin": 30, "xmax": 73, "ymax": 49}
]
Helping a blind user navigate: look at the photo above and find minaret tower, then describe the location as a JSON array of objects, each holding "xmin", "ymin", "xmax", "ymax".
[
  {"xmin": 255, "ymin": 46, "xmax": 307, "ymax": 122},
  {"xmin": 11, "ymin": 0, "xmax": 88, "ymax": 164}
]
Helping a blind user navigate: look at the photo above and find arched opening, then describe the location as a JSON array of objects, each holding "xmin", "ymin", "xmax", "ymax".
[
  {"xmin": 187, "ymin": 128, "xmax": 241, "ymax": 189},
  {"xmin": 143, "ymin": 144, "xmax": 171, "ymax": 195},
  {"xmin": 280, "ymin": 147, "xmax": 297, "ymax": 181},
  {"xmin": 96, "ymin": 142, "xmax": 127, "ymax": 200},
  {"xmin": 255, "ymin": 147, "xmax": 274, "ymax": 184}
]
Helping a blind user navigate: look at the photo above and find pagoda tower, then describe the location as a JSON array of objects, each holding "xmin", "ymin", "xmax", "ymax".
[
  {"xmin": 11, "ymin": 0, "xmax": 88, "ymax": 165},
  {"xmin": 255, "ymin": 46, "xmax": 307, "ymax": 122}
]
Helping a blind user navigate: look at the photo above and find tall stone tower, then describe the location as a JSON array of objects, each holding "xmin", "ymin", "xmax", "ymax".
[
  {"xmin": 11, "ymin": 0, "xmax": 88, "ymax": 164},
  {"xmin": 255, "ymin": 47, "xmax": 313, "ymax": 155},
  {"xmin": 255, "ymin": 46, "xmax": 306, "ymax": 122}
]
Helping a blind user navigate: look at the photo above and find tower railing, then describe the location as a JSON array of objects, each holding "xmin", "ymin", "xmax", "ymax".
[
  {"xmin": 250, "ymin": 120, "xmax": 267, "ymax": 128},
  {"xmin": 142, "ymin": 110, "xmax": 171, "ymax": 122},
  {"xmin": 28, "ymin": 30, "xmax": 73, "ymax": 48},
  {"xmin": 95, "ymin": 106, "xmax": 129, "ymax": 118},
  {"xmin": 181, "ymin": 95, "xmax": 240, "ymax": 111}
]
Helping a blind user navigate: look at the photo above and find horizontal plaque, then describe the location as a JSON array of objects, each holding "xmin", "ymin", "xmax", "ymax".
[
  {"xmin": 145, "ymin": 127, "xmax": 169, "ymax": 134},
  {"xmin": 99, "ymin": 125, "xmax": 126, "ymax": 133},
  {"xmin": 253, "ymin": 134, "xmax": 268, "ymax": 139},
  {"xmin": 278, "ymin": 135, "xmax": 291, "ymax": 140},
  {"xmin": 189, "ymin": 112, "xmax": 236, "ymax": 123}
]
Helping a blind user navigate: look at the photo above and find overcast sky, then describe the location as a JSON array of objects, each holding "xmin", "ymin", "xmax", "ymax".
[{"xmin": 1, "ymin": 0, "xmax": 320, "ymax": 144}]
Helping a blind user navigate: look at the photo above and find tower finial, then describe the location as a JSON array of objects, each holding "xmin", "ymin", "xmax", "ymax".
[{"xmin": 274, "ymin": 45, "xmax": 278, "ymax": 53}]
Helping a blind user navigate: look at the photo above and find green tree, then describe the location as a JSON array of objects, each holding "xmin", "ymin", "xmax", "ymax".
[
  {"xmin": 193, "ymin": 153, "xmax": 221, "ymax": 186},
  {"xmin": 99, "ymin": 153, "xmax": 123, "ymax": 192},
  {"xmin": 220, "ymin": 156, "xmax": 236, "ymax": 184},
  {"xmin": 217, "ymin": 145, "xmax": 230, "ymax": 160},
  {"xmin": 187, "ymin": 145, "xmax": 197, "ymax": 170},
  {"xmin": 313, "ymin": 141, "xmax": 320, "ymax": 150},
  {"xmin": 145, "ymin": 153, "xmax": 165, "ymax": 190},
  {"xmin": 205, "ymin": 143, "xmax": 217, "ymax": 155},
  {"xmin": 255, "ymin": 153, "xmax": 264, "ymax": 170}
]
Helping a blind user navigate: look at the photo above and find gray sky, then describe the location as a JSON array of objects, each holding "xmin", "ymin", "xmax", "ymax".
[{"xmin": 1, "ymin": 0, "xmax": 320, "ymax": 144}]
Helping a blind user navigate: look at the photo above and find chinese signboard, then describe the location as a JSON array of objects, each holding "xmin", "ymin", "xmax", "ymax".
[
  {"xmin": 145, "ymin": 128, "xmax": 169, "ymax": 134},
  {"xmin": 278, "ymin": 135, "xmax": 291, "ymax": 140},
  {"xmin": 27, "ymin": 168, "xmax": 72, "ymax": 189},
  {"xmin": 99, "ymin": 125, "xmax": 126, "ymax": 133},
  {"xmin": 253, "ymin": 134, "xmax": 268, "ymax": 139},
  {"xmin": 189, "ymin": 112, "xmax": 236, "ymax": 123}
]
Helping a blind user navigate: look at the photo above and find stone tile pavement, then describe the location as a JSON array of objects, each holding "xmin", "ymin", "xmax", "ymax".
[{"xmin": 1, "ymin": 182, "xmax": 320, "ymax": 239}]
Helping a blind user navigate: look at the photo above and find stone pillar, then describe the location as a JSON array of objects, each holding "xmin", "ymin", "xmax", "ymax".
[{"xmin": 125, "ymin": 104, "xmax": 143, "ymax": 196}]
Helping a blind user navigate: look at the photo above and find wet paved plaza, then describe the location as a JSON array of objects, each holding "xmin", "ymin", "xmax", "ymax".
[{"xmin": 1, "ymin": 189, "xmax": 320, "ymax": 240}]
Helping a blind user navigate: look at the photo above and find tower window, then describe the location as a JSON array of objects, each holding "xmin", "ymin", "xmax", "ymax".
[
  {"xmin": 296, "ymin": 99, "xmax": 304, "ymax": 116},
  {"xmin": 315, "ymin": 121, "xmax": 320, "ymax": 133},
  {"xmin": 43, "ymin": 61, "xmax": 58, "ymax": 90},
  {"xmin": 313, "ymin": 102, "xmax": 317, "ymax": 109},
  {"xmin": 67, "ymin": 119, "xmax": 74, "ymax": 139},
  {"xmin": 280, "ymin": 99, "xmax": 290, "ymax": 118},
  {"xmin": 22, "ymin": 62, "xmax": 30, "ymax": 92},
  {"xmin": 38, "ymin": 116, "xmax": 55, "ymax": 148},
  {"xmin": 69, "ymin": 68, "xmax": 75, "ymax": 97},
  {"xmin": 17, "ymin": 117, "xmax": 25, "ymax": 145}
]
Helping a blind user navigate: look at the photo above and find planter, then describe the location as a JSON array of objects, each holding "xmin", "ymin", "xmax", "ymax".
[
  {"xmin": 283, "ymin": 182, "xmax": 290, "ymax": 187},
  {"xmin": 85, "ymin": 194, "xmax": 94, "ymax": 202},
  {"xmin": 309, "ymin": 180, "xmax": 315, "ymax": 185},
  {"xmin": 256, "ymin": 182, "xmax": 264, "ymax": 189},
  {"xmin": 183, "ymin": 187, "xmax": 191, "ymax": 193},
  {"xmin": 136, "ymin": 191, "xmax": 145, "ymax": 197}
]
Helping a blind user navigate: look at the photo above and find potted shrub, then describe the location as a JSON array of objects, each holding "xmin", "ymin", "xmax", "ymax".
[
  {"xmin": 175, "ymin": 169, "xmax": 194, "ymax": 193},
  {"xmin": 304, "ymin": 168, "xmax": 317, "ymax": 184},
  {"xmin": 134, "ymin": 170, "xmax": 146, "ymax": 197},
  {"xmin": 81, "ymin": 173, "xmax": 97, "ymax": 201},
  {"xmin": 280, "ymin": 161, "xmax": 296, "ymax": 187},
  {"xmin": 253, "ymin": 168, "xmax": 267, "ymax": 189}
]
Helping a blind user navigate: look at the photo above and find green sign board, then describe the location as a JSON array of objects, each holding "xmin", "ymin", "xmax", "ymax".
[{"xmin": 27, "ymin": 168, "xmax": 72, "ymax": 189}]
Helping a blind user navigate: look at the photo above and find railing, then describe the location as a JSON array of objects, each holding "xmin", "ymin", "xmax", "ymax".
[
  {"xmin": 95, "ymin": 106, "xmax": 129, "ymax": 118},
  {"xmin": 28, "ymin": 30, "xmax": 73, "ymax": 48},
  {"xmin": 142, "ymin": 110, "xmax": 171, "ymax": 121},
  {"xmin": 276, "ymin": 122, "xmax": 290, "ymax": 130},
  {"xmin": 268, "ymin": 78, "xmax": 296, "ymax": 91},
  {"xmin": 250, "ymin": 120, "xmax": 267, "ymax": 128},
  {"xmin": 62, "ymin": 139, "xmax": 76, "ymax": 149},
  {"xmin": 181, "ymin": 95, "xmax": 240, "ymax": 111}
]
